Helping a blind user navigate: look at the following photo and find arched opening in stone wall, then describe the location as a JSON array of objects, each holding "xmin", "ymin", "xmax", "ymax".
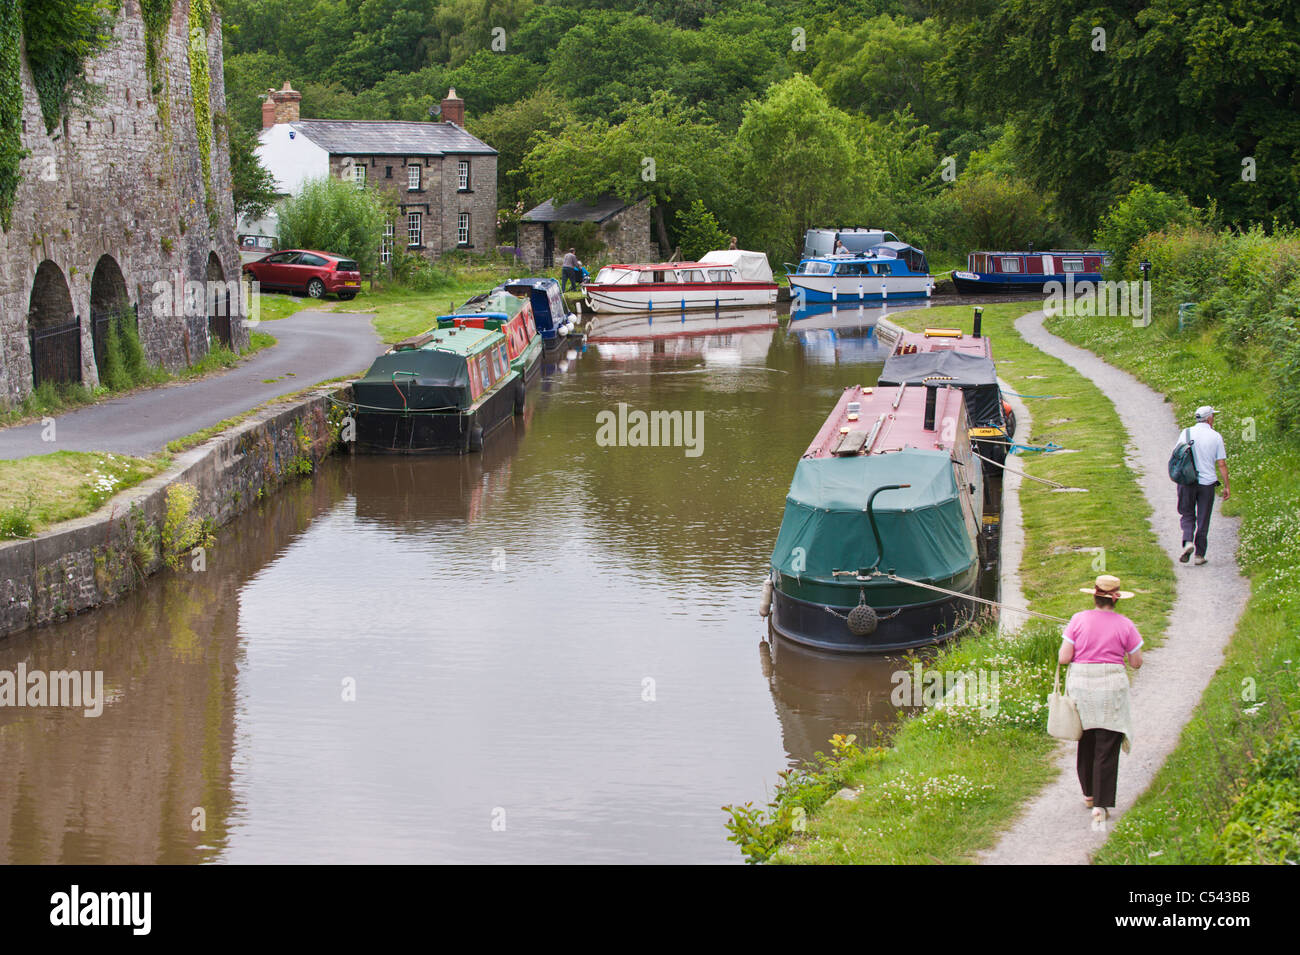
[
  {"xmin": 90, "ymin": 254, "xmax": 131, "ymax": 380},
  {"xmin": 206, "ymin": 252, "xmax": 233, "ymax": 349},
  {"xmin": 27, "ymin": 260, "xmax": 81, "ymax": 388}
]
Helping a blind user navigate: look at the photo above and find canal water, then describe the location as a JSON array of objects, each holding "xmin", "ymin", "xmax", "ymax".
[{"xmin": 0, "ymin": 302, "xmax": 991, "ymax": 864}]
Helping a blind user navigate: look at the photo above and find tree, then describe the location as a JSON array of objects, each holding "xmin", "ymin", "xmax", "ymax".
[
  {"xmin": 469, "ymin": 88, "xmax": 575, "ymax": 208},
  {"xmin": 812, "ymin": 15, "xmax": 945, "ymax": 130},
  {"xmin": 1094, "ymin": 183, "xmax": 1202, "ymax": 277},
  {"xmin": 675, "ymin": 200, "xmax": 729, "ymax": 259},
  {"xmin": 226, "ymin": 120, "xmax": 279, "ymax": 223},
  {"xmin": 937, "ymin": 172, "xmax": 1067, "ymax": 252},
  {"xmin": 276, "ymin": 176, "xmax": 390, "ymax": 274},
  {"xmin": 522, "ymin": 90, "xmax": 727, "ymax": 255}
]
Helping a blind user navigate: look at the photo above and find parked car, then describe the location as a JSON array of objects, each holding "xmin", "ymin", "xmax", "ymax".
[{"xmin": 241, "ymin": 249, "xmax": 362, "ymax": 300}]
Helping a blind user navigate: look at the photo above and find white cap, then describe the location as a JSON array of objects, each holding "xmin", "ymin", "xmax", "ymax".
[{"xmin": 1194, "ymin": 405, "xmax": 1218, "ymax": 421}]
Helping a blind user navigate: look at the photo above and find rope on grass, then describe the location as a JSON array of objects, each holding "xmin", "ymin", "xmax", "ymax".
[{"xmin": 972, "ymin": 449, "xmax": 1070, "ymax": 489}]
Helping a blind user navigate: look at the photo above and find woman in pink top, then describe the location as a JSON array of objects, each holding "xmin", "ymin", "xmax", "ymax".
[{"xmin": 1059, "ymin": 574, "xmax": 1144, "ymax": 829}]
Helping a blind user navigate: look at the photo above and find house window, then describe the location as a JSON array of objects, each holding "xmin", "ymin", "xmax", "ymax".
[
  {"xmin": 381, "ymin": 222, "xmax": 394, "ymax": 264},
  {"xmin": 385, "ymin": 166, "xmax": 393, "ymax": 179},
  {"xmin": 408, "ymin": 212, "xmax": 422, "ymax": 248},
  {"xmin": 458, "ymin": 160, "xmax": 470, "ymax": 190},
  {"xmin": 457, "ymin": 212, "xmax": 470, "ymax": 245},
  {"xmin": 408, "ymin": 165, "xmax": 421, "ymax": 190},
  {"xmin": 353, "ymin": 162, "xmax": 366, "ymax": 189}
]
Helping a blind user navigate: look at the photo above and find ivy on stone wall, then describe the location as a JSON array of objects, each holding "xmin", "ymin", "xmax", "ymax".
[
  {"xmin": 0, "ymin": 0, "xmax": 24, "ymax": 230},
  {"xmin": 141, "ymin": 0, "xmax": 172, "ymax": 97},
  {"xmin": 189, "ymin": 0, "xmax": 212, "ymax": 207},
  {"xmin": 21, "ymin": 0, "xmax": 117, "ymax": 134}
]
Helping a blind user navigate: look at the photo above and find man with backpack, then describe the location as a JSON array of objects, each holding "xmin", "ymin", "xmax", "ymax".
[{"xmin": 1173, "ymin": 406, "xmax": 1230, "ymax": 565}]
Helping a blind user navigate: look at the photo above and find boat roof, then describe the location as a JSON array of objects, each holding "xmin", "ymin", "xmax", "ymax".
[
  {"xmin": 601, "ymin": 261, "xmax": 722, "ymax": 270},
  {"xmin": 803, "ymin": 383, "xmax": 966, "ymax": 459},
  {"xmin": 878, "ymin": 350, "xmax": 998, "ymax": 388},
  {"xmin": 393, "ymin": 323, "xmax": 503, "ymax": 358},
  {"xmin": 973, "ymin": 249, "xmax": 1108, "ymax": 256},
  {"xmin": 894, "ymin": 328, "xmax": 993, "ymax": 359}
]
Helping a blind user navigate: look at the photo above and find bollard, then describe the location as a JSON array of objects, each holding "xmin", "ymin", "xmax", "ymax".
[
  {"xmin": 881, "ymin": 281, "xmax": 888, "ymax": 301},
  {"xmin": 832, "ymin": 284, "xmax": 838, "ymax": 302}
]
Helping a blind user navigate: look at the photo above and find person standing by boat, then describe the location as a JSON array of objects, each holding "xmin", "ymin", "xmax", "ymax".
[
  {"xmin": 1058, "ymin": 575, "xmax": 1143, "ymax": 830},
  {"xmin": 561, "ymin": 248, "xmax": 582, "ymax": 292},
  {"xmin": 1176, "ymin": 406, "xmax": 1229, "ymax": 566},
  {"xmin": 832, "ymin": 236, "xmax": 848, "ymax": 255}
]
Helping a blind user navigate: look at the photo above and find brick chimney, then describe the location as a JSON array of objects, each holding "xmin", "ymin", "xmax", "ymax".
[
  {"xmin": 261, "ymin": 88, "xmax": 277, "ymax": 128},
  {"xmin": 440, "ymin": 87, "xmax": 464, "ymax": 127},
  {"xmin": 270, "ymin": 81, "xmax": 301, "ymax": 125}
]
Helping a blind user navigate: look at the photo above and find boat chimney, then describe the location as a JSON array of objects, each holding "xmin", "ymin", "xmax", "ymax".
[
  {"xmin": 973, "ymin": 306, "xmax": 983, "ymax": 339},
  {"xmin": 924, "ymin": 385, "xmax": 937, "ymax": 431}
]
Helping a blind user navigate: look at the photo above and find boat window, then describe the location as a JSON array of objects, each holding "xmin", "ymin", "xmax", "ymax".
[
  {"xmin": 798, "ymin": 261, "xmax": 832, "ymax": 275},
  {"xmin": 707, "ymin": 269, "xmax": 732, "ymax": 282},
  {"xmin": 999, "ymin": 257, "xmax": 1022, "ymax": 272},
  {"xmin": 594, "ymin": 268, "xmax": 619, "ymax": 284},
  {"xmin": 639, "ymin": 271, "xmax": 656, "ymax": 283},
  {"xmin": 1062, "ymin": 258, "xmax": 1085, "ymax": 272}
]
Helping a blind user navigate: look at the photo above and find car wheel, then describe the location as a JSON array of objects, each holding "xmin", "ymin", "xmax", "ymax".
[{"xmin": 306, "ymin": 278, "xmax": 326, "ymax": 299}]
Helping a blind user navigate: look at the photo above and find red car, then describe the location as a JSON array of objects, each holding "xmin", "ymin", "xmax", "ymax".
[{"xmin": 241, "ymin": 249, "xmax": 362, "ymax": 301}]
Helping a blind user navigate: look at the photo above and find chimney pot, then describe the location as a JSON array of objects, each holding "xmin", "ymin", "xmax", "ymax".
[
  {"xmin": 440, "ymin": 88, "xmax": 465, "ymax": 127},
  {"xmin": 270, "ymin": 81, "xmax": 302, "ymax": 125}
]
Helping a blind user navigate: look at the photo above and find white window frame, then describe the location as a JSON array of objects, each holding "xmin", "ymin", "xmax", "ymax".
[
  {"xmin": 381, "ymin": 222, "xmax": 394, "ymax": 264},
  {"xmin": 353, "ymin": 162, "xmax": 365, "ymax": 190},
  {"xmin": 408, "ymin": 212, "xmax": 422, "ymax": 248},
  {"xmin": 407, "ymin": 164, "xmax": 421, "ymax": 191},
  {"xmin": 458, "ymin": 159, "xmax": 470, "ymax": 190},
  {"xmin": 1062, "ymin": 258, "xmax": 1085, "ymax": 272},
  {"xmin": 457, "ymin": 212, "xmax": 470, "ymax": 246}
]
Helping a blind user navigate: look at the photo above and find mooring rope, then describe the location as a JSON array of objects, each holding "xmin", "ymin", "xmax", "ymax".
[
  {"xmin": 872, "ymin": 572, "xmax": 1069, "ymax": 624},
  {"xmin": 326, "ymin": 394, "xmax": 461, "ymax": 415},
  {"xmin": 972, "ymin": 449, "xmax": 1071, "ymax": 489},
  {"xmin": 999, "ymin": 389, "xmax": 1062, "ymax": 399}
]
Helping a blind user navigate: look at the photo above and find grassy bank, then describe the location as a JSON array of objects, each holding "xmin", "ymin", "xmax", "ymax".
[
  {"xmin": 730, "ymin": 302, "xmax": 1173, "ymax": 864},
  {"xmin": 1046, "ymin": 227, "xmax": 1300, "ymax": 864},
  {"xmin": 0, "ymin": 451, "xmax": 168, "ymax": 539}
]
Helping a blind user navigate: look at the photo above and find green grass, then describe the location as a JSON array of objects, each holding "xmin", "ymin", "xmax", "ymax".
[
  {"xmin": 740, "ymin": 302, "xmax": 1173, "ymax": 864},
  {"xmin": 164, "ymin": 375, "xmax": 351, "ymax": 454},
  {"xmin": 0, "ymin": 450, "xmax": 169, "ymax": 538},
  {"xmin": 1047, "ymin": 304, "xmax": 1300, "ymax": 865},
  {"xmin": 250, "ymin": 290, "xmax": 318, "ymax": 322}
]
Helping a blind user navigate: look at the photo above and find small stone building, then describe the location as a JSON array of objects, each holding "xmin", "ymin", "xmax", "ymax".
[
  {"xmin": 248, "ymin": 86, "xmax": 497, "ymax": 264},
  {"xmin": 518, "ymin": 195, "xmax": 654, "ymax": 268},
  {"xmin": 0, "ymin": 0, "xmax": 244, "ymax": 407}
]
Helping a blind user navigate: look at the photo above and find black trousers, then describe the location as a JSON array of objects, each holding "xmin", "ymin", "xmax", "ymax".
[
  {"xmin": 1177, "ymin": 482, "xmax": 1217, "ymax": 557},
  {"xmin": 1077, "ymin": 728, "xmax": 1125, "ymax": 809},
  {"xmin": 561, "ymin": 266, "xmax": 578, "ymax": 291}
]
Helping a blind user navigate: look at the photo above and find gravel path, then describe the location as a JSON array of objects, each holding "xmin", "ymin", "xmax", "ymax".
[
  {"xmin": 0, "ymin": 308, "xmax": 379, "ymax": 459},
  {"xmin": 979, "ymin": 310, "xmax": 1250, "ymax": 865}
]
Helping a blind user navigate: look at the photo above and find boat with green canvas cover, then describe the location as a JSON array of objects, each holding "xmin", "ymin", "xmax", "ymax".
[
  {"xmin": 764, "ymin": 382, "xmax": 984, "ymax": 652},
  {"xmin": 351, "ymin": 323, "xmax": 524, "ymax": 455}
]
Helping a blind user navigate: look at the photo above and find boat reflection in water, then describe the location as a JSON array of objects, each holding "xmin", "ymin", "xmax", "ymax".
[
  {"xmin": 760, "ymin": 634, "xmax": 918, "ymax": 764},
  {"xmin": 585, "ymin": 307, "xmax": 779, "ymax": 364}
]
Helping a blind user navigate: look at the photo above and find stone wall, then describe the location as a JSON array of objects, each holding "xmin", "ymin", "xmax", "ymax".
[
  {"xmin": 0, "ymin": 0, "xmax": 243, "ymax": 407},
  {"xmin": 0, "ymin": 386, "xmax": 345, "ymax": 639},
  {"xmin": 517, "ymin": 199, "xmax": 655, "ymax": 270}
]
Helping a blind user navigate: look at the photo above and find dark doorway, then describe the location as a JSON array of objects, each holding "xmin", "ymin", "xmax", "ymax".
[
  {"xmin": 90, "ymin": 254, "xmax": 130, "ymax": 379},
  {"xmin": 28, "ymin": 260, "xmax": 81, "ymax": 388},
  {"xmin": 206, "ymin": 251, "xmax": 233, "ymax": 349}
]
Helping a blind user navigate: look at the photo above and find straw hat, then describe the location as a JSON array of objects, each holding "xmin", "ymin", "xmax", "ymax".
[{"xmin": 1079, "ymin": 574, "xmax": 1134, "ymax": 599}]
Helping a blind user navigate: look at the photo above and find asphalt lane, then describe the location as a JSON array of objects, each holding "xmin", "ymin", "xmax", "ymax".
[{"xmin": 0, "ymin": 308, "xmax": 381, "ymax": 459}]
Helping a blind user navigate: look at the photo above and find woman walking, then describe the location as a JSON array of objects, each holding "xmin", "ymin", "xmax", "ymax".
[{"xmin": 1058, "ymin": 574, "xmax": 1144, "ymax": 829}]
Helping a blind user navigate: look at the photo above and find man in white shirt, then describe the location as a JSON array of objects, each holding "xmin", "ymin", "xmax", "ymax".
[{"xmin": 1177, "ymin": 405, "xmax": 1230, "ymax": 565}]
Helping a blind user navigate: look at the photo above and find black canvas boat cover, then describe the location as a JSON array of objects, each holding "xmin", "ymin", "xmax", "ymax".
[
  {"xmin": 878, "ymin": 350, "xmax": 1002, "ymax": 427},
  {"xmin": 353, "ymin": 349, "xmax": 472, "ymax": 412}
]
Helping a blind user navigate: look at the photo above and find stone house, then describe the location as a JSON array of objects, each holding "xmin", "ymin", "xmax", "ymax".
[
  {"xmin": 0, "ymin": 0, "xmax": 243, "ymax": 407},
  {"xmin": 517, "ymin": 195, "xmax": 654, "ymax": 268},
  {"xmin": 247, "ymin": 86, "xmax": 497, "ymax": 265}
]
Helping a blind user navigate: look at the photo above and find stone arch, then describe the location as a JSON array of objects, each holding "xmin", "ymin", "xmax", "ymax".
[
  {"xmin": 27, "ymin": 260, "xmax": 81, "ymax": 387},
  {"xmin": 206, "ymin": 251, "xmax": 233, "ymax": 349},
  {"xmin": 90, "ymin": 254, "xmax": 131, "ymax": 379}
]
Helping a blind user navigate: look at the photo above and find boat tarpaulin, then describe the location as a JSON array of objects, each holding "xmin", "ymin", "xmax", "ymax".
[
  {"xmin": 699, "ymin": 250, "xmax": 775, "ymax": 283},
  {"xmin": 770, "ymin": 449, "xmax": 975, "ymax": 587},
  {"xmin": 353, "ymin": 349, "xmax": 471, "ymax": 412},
  {"xmin": 878, "ymin": 351, "xmax": 1003, "ymax": 428}
]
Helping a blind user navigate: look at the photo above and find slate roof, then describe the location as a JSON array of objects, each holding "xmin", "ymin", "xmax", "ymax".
[
  {"xmin": 521, "ymin": 194, "xmax": 638, "ymax": 223},
  {"xmin": 290, "ymin": 119, "xmax": 496, "ymax": 156}
]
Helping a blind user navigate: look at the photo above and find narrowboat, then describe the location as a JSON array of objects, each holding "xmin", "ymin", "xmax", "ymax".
[
  {"xmin": 351, "ymin": 323, "xmax": 524, "ymax": 455},
  {"xmin": 765, "ymin": 382, "xmax": 984, "ymax": 652},
  {"xmin": 951, "ymin": 250, "xmax": 1106, "ymax": 294},
  {"xmin": 581, "ymin": 250, "xmax": 778, "ymax": 313},
  {"xmin": 499, "ymin": 277, "xmax": 581, "ymax": 351},
  {"xmin": 446, "ymin": 289, "xmax": 544, "ymax": 382},
  {"xmin": 786, "ymin": 243, "xmax": 932, "ymax": 305}
]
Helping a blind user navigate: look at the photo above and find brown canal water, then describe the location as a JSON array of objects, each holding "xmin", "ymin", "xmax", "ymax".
[{"xmin": 0, "ymin": 302, "xmax": 994, "ymax": 864}]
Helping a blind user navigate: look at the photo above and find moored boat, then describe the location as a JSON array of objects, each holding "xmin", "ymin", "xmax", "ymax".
[
  {"xmin": 351, "ymin": 323, "xmax": 523, "ymax": 455},
  {"xmin": 499, "ymin": 277, "xmax": 581, "ymax": 351},
  {"xmin": 446, "ymin": 289, "xmax": 544, "ymax": 382},
  {"xmin": 582, "ymin": 250, "xmax": 778, "ymax": 313},
  {"xmin": 951, "ymin": 250, "xmax": 1106, "ymax": 294},
  {"xmin": 786, "ymin": 243, "xmax": 932, "ymax": 305},
  {"xmin": 765, "ymin": 382, "xmax": 984, "ymax": 652}
]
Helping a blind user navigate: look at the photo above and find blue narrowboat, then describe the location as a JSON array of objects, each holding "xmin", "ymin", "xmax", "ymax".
[
  {"xmin": 951, "ymin": 251, "xmax": 1107, "ymax": 294},
  {"xmin": 787, "ymin": 243, "xmax": 932, "ymax": 305},
  {"xmin": 501, "ymin": 278, "xmax": 580, "ymax": 350}
]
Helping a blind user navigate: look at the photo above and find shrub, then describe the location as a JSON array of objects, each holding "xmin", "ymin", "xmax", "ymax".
[
  {"xmin": 277, "ymin": 175, "xmax": 389, "ymax": 275},
  {"xmin": 675, "ymin": 199, "xmax": 729, "ymax": 261},
  {"xmin": 1094, "ymin": 183, "xmax": 1203, "ymax": 277}
]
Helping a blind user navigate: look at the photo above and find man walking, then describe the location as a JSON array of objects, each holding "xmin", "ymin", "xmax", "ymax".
[
  {"xmin": 1177, "ymin": 405, "xmax": 1229, "ymax": 566},
  {"xmin": 561, "ymin": 248, "xmax": 581, "ymax": 293}
]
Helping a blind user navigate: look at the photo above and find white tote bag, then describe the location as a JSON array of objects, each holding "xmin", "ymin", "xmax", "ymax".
[{"xmin": 1047, "ymin": 664, "xmax": 1083, "ymax": 741}]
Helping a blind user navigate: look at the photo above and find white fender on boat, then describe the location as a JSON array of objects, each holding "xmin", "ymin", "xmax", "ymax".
[{"xmin": 758, "ymin": 578, "xmax": 773, "ymax": 618}]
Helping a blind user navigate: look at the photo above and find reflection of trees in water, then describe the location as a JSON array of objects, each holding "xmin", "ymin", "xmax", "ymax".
[{"xmin": 0, "ymin": 466, "xmax": 348, "ymax": 863}]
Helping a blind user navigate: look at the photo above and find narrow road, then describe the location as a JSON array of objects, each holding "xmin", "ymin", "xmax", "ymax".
[
  {"xmin": 979, "ymin": 310, "xmax": 1250, "ymax": 864},
  {"xmin": 0, "ymin": 308, "xmax": 380, "ymax": 459}
]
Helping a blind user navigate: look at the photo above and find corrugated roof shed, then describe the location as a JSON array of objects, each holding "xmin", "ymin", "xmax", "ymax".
[{"xmin": 291, "ymin": 119, "xmax": 496, "ymax": 156}]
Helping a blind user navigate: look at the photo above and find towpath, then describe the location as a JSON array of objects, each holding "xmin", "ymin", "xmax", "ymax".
[
  {"xmin": 979, "ymin": 310, "xmax": 1249, "ymax": 864},
  {"xmin": 0, "ymin": 308, "xmax": 379, "ymax": 459}
]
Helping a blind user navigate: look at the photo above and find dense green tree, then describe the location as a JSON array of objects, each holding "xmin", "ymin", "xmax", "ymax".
[
  {"xmin": 812, "ymin": 15, "xmax": 945, "ymax": 130},
  {"xmin": 934, "ymin": 172, "xmax": 1067, "ymax": 252},
  {"xmin": 674, "ymin": 199, "xmax": 729, "ymax": 259},
  {"xmin": 1094, "ymin": 183, "xmax": 1203, "ymax": 276},
  {"xmin": 276, "ymin": 176, "xmax": 391, "ymax": 273},
  {"xmin": 226, "ymin": 119, "xmax": 279, "ymax": 222},
  {"xmin": 469, "ymin": 88, "xmax": 575, "ymax": 207}
]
